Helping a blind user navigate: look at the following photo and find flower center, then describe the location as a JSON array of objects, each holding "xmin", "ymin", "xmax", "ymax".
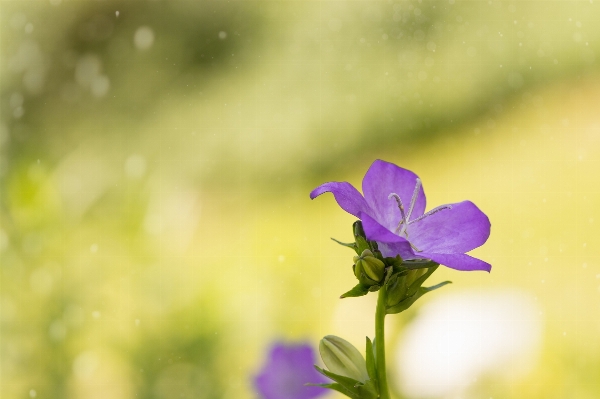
[
  {"xmin": 387, "ymin": 178, "xmax": 453, "ymax": 252},
  {"xmin": 387, "ymin": 178, "xmax": 422, "ymax": 237}
]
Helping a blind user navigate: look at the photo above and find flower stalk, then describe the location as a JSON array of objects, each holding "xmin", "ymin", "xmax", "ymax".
[
  {"xmin": 375, "ymin": 284, "xmax": 391, "ymax": 399},
  {"xmin": 309, "ymin": 160, "xmax": 491, "ymax": 399}
]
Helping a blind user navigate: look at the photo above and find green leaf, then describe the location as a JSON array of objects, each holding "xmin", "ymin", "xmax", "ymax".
[
  {"xmin": 406, "ymin": 265, "xmax": 439, "ymax": 297},
  {"xmin": 367, "ymin": 240, "xmax": 380, "ymax": 256},
  {"xmin": 340, "ymin": 284, "xmax": 370, "ymax": 299},
  {"xmin": 355, "ymin": 379, "xmax": 379, "ymax": 399},
  {"xmin": 313, "ymin": 364, "xmax": 379, "ymax": 399},
  {"xmin": 385, "ymin": 255, "xmax": 405, "ymax": 272},
  {"xmin": 355, "ymin": 236, "xmax": 370, "ymax": 255},
  {"xmin": 365, "ymin": 337, "xmax": 378, "ymax": 389},
  {"xmin": 306, "ymin": 382, "xmax": 360, "ymax": 399},
  {"xmin": 386, "ymin": 281, "xmax": 451, "ymax": 314},
  {"xmin": 331, "ymin": 237, "xmax": 358, "ymax": 251},
  {"xmin": 385, "ymin": 291, "xmax": 421, "ymax": 314},
  {"xmin": 382, "ymin": 266, "xmax": 394, "ymax": 286},
  {"xmin": 402, "ymin": 259, "xmax": 439, "ymax": 270},
  {"xmin": 314, "ymin": 366, "xmax": 362, "ymax": 398},
  {"xmin": 423, "ymin": 280, "xmax": 452, "ymax": 293},
  {"xmin": 367, "ymin": 284, "xmax": 380, "ymax": 292},
  {"xmin": 385, "ymin": 273, "xmax": 398, "ymax": 288}
]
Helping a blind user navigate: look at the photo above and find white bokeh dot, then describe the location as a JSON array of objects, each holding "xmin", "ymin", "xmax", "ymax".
[{"xmin": 134, "ymin": 26, "xmax": 155, "ymax": 50}]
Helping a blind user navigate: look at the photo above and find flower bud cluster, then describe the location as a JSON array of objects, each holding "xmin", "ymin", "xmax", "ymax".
[
  {"xmin": 335, "ymin": 221, "xmax": 449, "ymax": 311},
  {"xmin": 353, "ymin": 249, "xmax": 385, "ymax": 286}
]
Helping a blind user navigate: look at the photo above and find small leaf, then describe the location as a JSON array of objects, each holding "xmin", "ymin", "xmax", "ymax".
[
  {"xmin": 368, "ymin": 239, "xmax": 380, "ymax": 256},
  {"xmin": 385, "ymin": 273, "xmax": 398, "ymax": 289},
  {"xmin": 355, "ymin": 379, "xmax": 379, "ymax": 399},
  {"xmin": 365, "ymin": 337, "xmax": 378, "ymax": 389},
  {"xmin": 306, "ymin": 382, "xmax": 360, "ymax": 399},
  {"xmin": 331, "ymin": 237, "xmax": 358, "ymax": 250},
  {"xmin": 386, "ymin": 281, "xmax": 451, "ymax": 314},
  {"xmin": 367, "ymin": 284, "xmax": 380, "ymax": 292},
  {"xmin": 402, "ymin": 259, "xmax": 439, "ymax": 270},
  {"xmin": 385, "ymin": 291, "xmax": 421, "ymax": 314},
  {"xmin": 355, "ymin": 236, "xmax": 370, "ymax": 255},
  {"xmin": 314, "ymin": 366, "xmax": 362, "ymax": 398},
  {"xmin": 385, "ymin": 255, "xmax": 405, "ymax": 271},
  {"xmin": 406, "ymin": 265, "xmax": 439, "ymax": 297},
  {"xmin": 382, "ymin": 266, "xmax": 394, "ymax": 286},
  {"xmin": 423, "ymin": 280, "xmax": 452, "ymax": 293},
  {"xmin": 340, "ymin": 284, "xmax": 370, "ymax": 299}
]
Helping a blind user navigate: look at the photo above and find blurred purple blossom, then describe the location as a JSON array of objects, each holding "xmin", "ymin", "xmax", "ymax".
[
  {"xmin": 310, "ymin": 160, "xmax": 491, "ymax": 272},
  {"xmin": 254, "ymin": 342, "xmax": 329, "ymax": 399}
]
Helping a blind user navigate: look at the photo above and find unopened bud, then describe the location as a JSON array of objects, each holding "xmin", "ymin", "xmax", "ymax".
[
  {"xmin": 353, "ymin": 249, "xmax": 385, "ymax": 286},
  {"xmin": 319, "ymin": 335, "xmax": 369, "ymax": 382}
]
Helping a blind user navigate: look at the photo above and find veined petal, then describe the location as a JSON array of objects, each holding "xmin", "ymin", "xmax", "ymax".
[
  {"xmin": 407, "ymin": 201, "xmax": 490, "ymax": 254},
  {"xmin": 362, "ymin": 160, "xmax": 426, "ymax": 231},
  {"xmin": 360, "ymin": 212, "xmax": 415, "ymax": 259},
  {"xmin": 310, "ymin": 181, "xmax": 371, "ymax": 218},
  {"xmin": 419, "ymin": 252, "xmax": 491, "ymax": 272}
]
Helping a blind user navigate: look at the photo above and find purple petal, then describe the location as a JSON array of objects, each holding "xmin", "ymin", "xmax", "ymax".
[
  {"xmin": 359, "ymin": 212, "xmax": 415, "ymax": 259},
  {"xmin": 362, "ymin": 160, "xmax": 426, "ymax": 231},
  {"xmin": 419, "ymin": 252, "xmax": 492, "ymax": 272},
  {"xmin": 254, "ymin": 342, "xmax": 329, "ymax": 399},
  {"xmin": 407, "ymin": 201, "xmax": 490, "ymax": 254},
  {"xmin": 310, "ymin": 181, "xmax": 371, "ymax": 219}
]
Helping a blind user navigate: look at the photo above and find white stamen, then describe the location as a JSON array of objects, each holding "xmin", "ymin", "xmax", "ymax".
[
  {"xmin": 388, "ymin": 193, "xmax": 407, "ymax": 234},
  {"xmin": 409, "ymin": 204, "xmax": 453, "ymax": 225},
  {"xmin": 401, "ymin": 178, "xmax": 422, "ymax": 235},
  {"xmin": 405, "ymin": 179, "xmax": 421, "ymax": 222}
]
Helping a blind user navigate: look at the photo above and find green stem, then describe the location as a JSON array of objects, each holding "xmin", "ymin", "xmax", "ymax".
[{"xmin": 375, "ymin": 285, "xmax": 391, "ymax": 399}]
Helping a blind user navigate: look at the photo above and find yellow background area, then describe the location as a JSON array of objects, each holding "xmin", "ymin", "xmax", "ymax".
[{"xmin": 2, "ymin": 1, "xmax": 600, "ymax": 399}]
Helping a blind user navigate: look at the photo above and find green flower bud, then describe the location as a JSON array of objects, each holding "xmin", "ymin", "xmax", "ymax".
[
  {"xmin": 353, "ymin": 249, "xmax": 385, "ymax": 286},
  {"xmin": 353, "ymin": 220, "xmax": 366, "ymax": 240},
  {"xmin": 386, "ymin": 266, "xmax": 445, "ymax": 313},
  {"xmin": 386, "ymin": 274, "xmax": 408, "ymax": 307},
  {"xmin": 319, "ymin": 335, "xmax": 369, "ymax": 382}
]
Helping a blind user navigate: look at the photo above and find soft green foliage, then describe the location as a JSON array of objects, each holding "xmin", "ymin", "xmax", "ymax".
[{"xmin": 3, "ymin": 1, "xmax": 600, "ymax": 399}]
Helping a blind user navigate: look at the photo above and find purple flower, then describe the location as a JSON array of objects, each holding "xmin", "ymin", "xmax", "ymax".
[
  {"xmin": 254, "ymin": 342, "xmax": 329, "ymax": 399},
  {"xmin": 310, "ymin": 160, "xmax": 491, "ymax": 272}
]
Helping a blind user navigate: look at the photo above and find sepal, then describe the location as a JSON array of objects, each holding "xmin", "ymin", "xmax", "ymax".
[
  {"xmin": 312, "ymin": 366, "xmax": 378, "ymax": 399},
  {"xmin": 312, "ymin": 366, "xmax": 362, "ymax": 399},
  {"xmin": 331, "ymin": 237, "xmax": 358, "ymax": 251},
  {"xmin": 386, "ymin": 264, "xmax": 452, "ymax": 314},
  {"xmin": 340, "ymin": 284, "xmax": 370, "ymax": 299},
  {"xmin": 386, "ymin": 280, "xmax": 452, "ymax": 314}
]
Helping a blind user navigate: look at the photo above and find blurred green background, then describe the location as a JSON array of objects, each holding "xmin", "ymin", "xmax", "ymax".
[{"xmin": 2, "ymin": 1, "xmax": 600, "ymax": 398}]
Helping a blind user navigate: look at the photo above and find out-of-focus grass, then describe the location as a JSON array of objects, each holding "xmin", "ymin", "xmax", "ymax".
[{"xmin": 2, "ymin": 1, "xmax": 600, "ymax": 399}]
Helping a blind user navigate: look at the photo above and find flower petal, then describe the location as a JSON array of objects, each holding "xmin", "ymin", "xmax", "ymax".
[
  {"xmin": 362, "ymin": 160, "xmax": 426, "ymax": 231},
  {"xmin": 419, "ymin": 252, "xmax": 491, "ymax": 272},
  {"xmin": 254, "ymin": 342, "xmax": 329, "ymax": 399},
  {"xmin": 359, "ymin": 211, "xmax": 415, "ymax": 259},
  {"xmin": 310, "ymin": 182, "xmax": 371, "ymax": 218},
  {"xmin": 407, "ymin": 201, "xmax": 490, "ymax": 254}
]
